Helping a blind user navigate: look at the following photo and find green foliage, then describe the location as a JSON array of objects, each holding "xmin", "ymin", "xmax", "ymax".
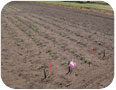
[
  {"xmin": 84, "ymin": 59, "xmax": 91, "ymax": 65},
  {"xmin": 61, "ymin": 61, "xmax": 68, "ymax": 66},
  {"xmin": 46, "ymin": 49, "xmax": 59, "ymax": 59},
  {"xmin": 46, "ymin": 49, "xmax": 52, "ymax": 53},
  {"xmin": 38, "ymin": 1, "xmax": 113, "ymax": 13}
]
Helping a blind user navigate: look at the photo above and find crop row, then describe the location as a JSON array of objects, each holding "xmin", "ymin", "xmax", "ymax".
[
  {"xmin": 3, "ymin": 23, "xmax": 29, "ymax": 54},
  {"xmin": 13, "ymin": 16, "xmax": 91, "ymax": 64},
  {"xmin": 15, "ymin": 16, "xmax": 59, "ymax": 44},
  {"xmin": 30, "ymin": 14, "xmax": 112, "ymax": 57},
  {"xmin": 7, "ymin": 6, "xmax": 103, "ymax": 51},
  {"xmin": 36, "ymin": 12, "xmax": 92, "ymax": 33},
  {"xmin": 44, "ymin": 13, "xmax": 113, "ymax": 48},
  {"xmin": 7, "ymin": 16, "xmax": 46, "ymax": 47},
  {"xmin": 23, "ymin": 15, "xmax": 87, "ymax": 47},
  {"xmin": 8, "ymin": 6, "xmax": 21, "ymax": 12},
  {"xmin": 33, "ymin": 13, "xmax": 109, "ymax": 49},
  {"xmin": 7, "ymin": 16, "xmax": 61, "ymax": 60},
  {"xmin": 31, "ymin": 15, "xmax": 86, "ymax": 39}
]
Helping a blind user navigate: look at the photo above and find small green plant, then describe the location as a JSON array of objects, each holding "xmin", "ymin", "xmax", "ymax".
[
  {"xmin": 84, "ymin": 59, "xmax": 91, "ymax": 65},
  {"xmin": 70, "ymin": 50, "xmax": 75, "ymax": 54},
  {"xmin": 75, "ymin": 33, "xmax": 83, "ymax": 37},
  {"xmin": 93, "ymin": 32, "xmax": 97, "ymax": 34},
  {"xmin": 80, "ymin": 56, "xmax": 84, "ymax": 60},
  {"xmin": 46, "ymin": 49, "xmax": 59, "ymax": 59},
  {"xmin": 30, "ymin": 35, "xmax": 35, "ymax": 39},
  {"xmin": 46, "ymin": 49, "xmax": 52, "ymax": 53},
  {"xmin": 61, "ymin": 61, "xmax": 69, "ymax": 66},
  {"xmin": 84, "ymin": 60, "xmax": 87, "ymax": 63},
  {"xmin": 37, "ymin": 30, "xmax": 40, "ymax": 33},
  {"xmin": 75, "ymin": 53, "xmax": 80, "ymax": 57},
  {"xmin": 87, "ymin": 61, "xmax": 91, "ymax": 65},
  {"xmin": 94, "ymin": 40, "xmax": 98, "ymax": 43},
  {"xmin": 61, "ymin": 45, "xmax": 65, "ymax": 49},
  {"xmin": 52, "ymin": 52, "xmax": 59, "ymax": 59},
  {"xmin": 70, "ymin": 38, "xmax": 76, "ymax": 42}
]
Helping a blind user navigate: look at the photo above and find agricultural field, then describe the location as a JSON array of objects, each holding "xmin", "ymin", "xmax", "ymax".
[{"xmin": 1, "ymin": 1, "xmax": 114, "ymax": 89}]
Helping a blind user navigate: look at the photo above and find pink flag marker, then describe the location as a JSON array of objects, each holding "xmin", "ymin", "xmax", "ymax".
[
  {"xmin": 69, "ymin": 61, "xmax": 76, "ymax": 68},
  {"xmin": 91, "ymin": 48, "xmax": 93, "ymax": 57},
  {"xmin": 49, "ymin": 60, "xmax": 51, "ymax": 72}
]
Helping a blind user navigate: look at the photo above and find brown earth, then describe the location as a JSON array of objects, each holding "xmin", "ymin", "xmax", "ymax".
[{"xmin": 1, "ymin": 1, "xmax": 114, "ymax": 89}]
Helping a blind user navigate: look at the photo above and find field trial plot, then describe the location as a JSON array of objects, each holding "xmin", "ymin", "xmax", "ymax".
[{"xmin": 1, "ymin": 1, "xmax": 114, "ymax": 89}]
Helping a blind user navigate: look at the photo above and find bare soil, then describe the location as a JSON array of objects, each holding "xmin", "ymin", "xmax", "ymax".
[{"xmin": 1, "ymin": 1, "xmax": 114, "ymax": 89}]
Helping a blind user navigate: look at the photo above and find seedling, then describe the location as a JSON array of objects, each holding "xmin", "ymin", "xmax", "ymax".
[
  {"xmin": 46, "ymin": 49, "xmax": 52, "ymax": 53},
  {"xmin": 46, "ymin": 49, "xmax": 59, "ymax": 59},
  {"xmin": 53, "ymin": 52, "xmax": 59, "ymax": 59},
  {"xmin": 61, "ymin": 61, "xmax": 68, "ymax": 66},
  {"xmin": 84, "ymin": 60, "xmax": 87, "ymax": 63},
  {"xmin": 70, "ymin": 50, "xmax": 75, "ymax": 54},
  {"xmin": 75, "ymin": 53, "xmax": 80, "ymax": 57},
  {"xmin": 84, "ymin": 59, "xmax": 91, "ymax": 66},
  {"xmin": 87, "ymin": 61, "xmax": 91, "ymax": 67},
  {"xmin": 98, "ymin": 42, "xmax": 102, "ymax": 45},
  {"xmin": 93, "ymin": 32, "xmax": 97, "ymax": 34},
  {"xmin": 61, "ymin": 45, "xmax": 65, "ymax": 49},
  {"xmin": 80, "ymin": 56, "xmax": 84, "ymax": 60}
]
